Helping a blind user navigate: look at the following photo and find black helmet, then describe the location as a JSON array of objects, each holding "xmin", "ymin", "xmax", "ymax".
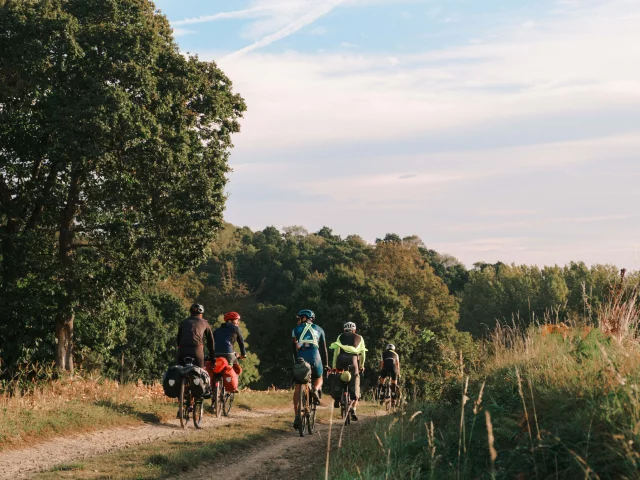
[{"xmin": 190, "ymin": 303, "xmax": 204, "ymax": 315}]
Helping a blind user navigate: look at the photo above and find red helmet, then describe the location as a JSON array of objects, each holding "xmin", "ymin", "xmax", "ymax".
[{"xmin": 224, "ymin": 311, "xmax": 241, "ymax": 322}]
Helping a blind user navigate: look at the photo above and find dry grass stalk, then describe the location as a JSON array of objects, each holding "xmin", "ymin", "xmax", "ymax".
[
  {"xmin": 485, "ymin": 410, "xmax": 497, "ymax": 479},
  {"xmin": 325, "ymin": 400, "xmax": 335, "ymax": 480},
  {"xmin": 527, "ymin": 376, "xmax": 542, "ymax": 442},
  {"xmin": 457, "ymin": 376, "xmax": 470, "ymax": 477},
  {"xmin": 598, "ymin": 269, "xmax": 640, "ymax": 339}
]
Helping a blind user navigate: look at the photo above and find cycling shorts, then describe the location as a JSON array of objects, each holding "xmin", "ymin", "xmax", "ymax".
[
  {"xmin": 298, "ymin": 348, "xmax": 323, "ymax": 379},
  {"xmin": 380, "ymin": 365, "xmax": 398, "ymax": 381}
]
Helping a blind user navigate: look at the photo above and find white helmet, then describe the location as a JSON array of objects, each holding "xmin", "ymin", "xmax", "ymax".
[
  {"xmin": 343, "ymin": 322, "xmax": 356, "ymax": 332},
  {"xmin": 386, "ymin": 344, "xmax": 396, "ymax": 351}
]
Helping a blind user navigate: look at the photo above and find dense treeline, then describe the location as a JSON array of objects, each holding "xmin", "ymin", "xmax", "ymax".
[{"xmin": 2, "ymin": 219, "xmax": 637, "ymax": 393}]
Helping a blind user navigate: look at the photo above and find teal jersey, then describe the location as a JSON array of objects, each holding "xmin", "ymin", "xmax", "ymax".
[{"xmin": 292, "ymin": 322, "xmax": 326, "ymax": 350}]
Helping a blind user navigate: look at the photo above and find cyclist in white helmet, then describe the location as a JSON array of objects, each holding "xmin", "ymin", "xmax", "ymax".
[
  {"xmin": 329, "ymin": 321, "xmax": 367, "ymax": 421},
  {"xmin": 378, "ymin": 343, "xmax": 400, "ymax": 400}
]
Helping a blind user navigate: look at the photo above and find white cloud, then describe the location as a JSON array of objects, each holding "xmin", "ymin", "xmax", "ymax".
[
  {"xmin": 208, "ymin": 0, "xmax": 640, "ymax": 151},
  {"xmin": 172, "ymin": 28, "xmax": 194, "ymax": 37},
  {"xmin": 224, "ymin": 1, "xmax": 344, "ymax": 59}
]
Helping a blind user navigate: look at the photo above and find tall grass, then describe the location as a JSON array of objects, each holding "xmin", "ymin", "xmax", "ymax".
[{"xmin": 327, "ymin": 278, "xmax": 640, "ymax": 479}]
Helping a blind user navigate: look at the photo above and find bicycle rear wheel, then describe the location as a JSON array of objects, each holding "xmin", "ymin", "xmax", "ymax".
[
  {"xmin": 193, "ymin": 399, "xmax": 204, "ymax": 428},
  {"xmin": 179, "ymin": 377, "xmax": 189, "ymax": 429},
  {"xmin": 298, "ymin": 385, "xmax": 307, "ymax": 437},
  {"xmin": 213, "ymin": 380, "xmax": 222, "ymax": 418},
  {"xmin": 307, "ymin": 394, "xmax": 316, "ymax": 435},
  {"xmin": 223, "ymin": 392, "xmax": 234, "ymax": 416}
]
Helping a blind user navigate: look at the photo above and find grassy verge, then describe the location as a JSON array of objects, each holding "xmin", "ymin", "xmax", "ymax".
[
  {"xmin": 0, "ymin": 373, "xmax": 292, "ymax": 451},
  {"xmin": 327, "ymin": 326, "xmax": 640, "ymax": 479},
  {"xmin": 33, "ymin": 411, "xmax": 293, "ymax": 480}
]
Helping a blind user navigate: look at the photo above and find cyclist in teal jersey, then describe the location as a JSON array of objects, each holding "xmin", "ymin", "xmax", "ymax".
[{"xmin": 292, "ymin": 309, "xmax": 329, "ymax": 430}]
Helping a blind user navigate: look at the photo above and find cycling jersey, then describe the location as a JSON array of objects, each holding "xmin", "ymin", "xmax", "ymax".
[
  {"xmin": 380, "ymin": 350, "xmax": 399, "ymax": 381},
  {"xmin": 177, "ymin": 316, "xmax": 214, "ymax": 367},
  {"xmin": 330, "ymin": 332, "xmax": 367, "ymax": 375},
  {"xmin": 213, "ymin": 322, "xmax": 247, "ymax": 356},
  {"xmin": 292, "ymin": 322, "xmax": 328, "ymax": 379}
]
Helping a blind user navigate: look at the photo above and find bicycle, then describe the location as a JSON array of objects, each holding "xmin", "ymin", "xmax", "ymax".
[
  {"xmin": 334, "ymin": 367, "xmax": 357, "ymax": 425},
  {"xmin": 210, "ymin": 353, "xmax": 244, "ymax": 418},
  {"xmin": 211, "ymin": 371, "xmax": 235, "ymax": 418},
  {"xmin": 294, "ymin": 378, "xmax": 318, "ymax": 437},
  {"xmin": 178, "ymin": 357, "xmax": 205, "ymax": 429},
  {"xmin": 379, "ymin": 376, "xmax": 401, "ymax": 412}
]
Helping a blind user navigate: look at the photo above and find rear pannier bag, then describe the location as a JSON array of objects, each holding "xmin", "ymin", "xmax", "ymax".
[
  {"xmin": 162, "ymin": 366, "xmax": 182, "ymax": 398},
  {"xmin": 329, "ymin": 373, "xmax": 343, "ymax": 400},
  {"xmin": 189, "ymin": 366, "xmax": 211, "ymax": 399},
  {"xmin": 293, "ymin": 358, "xmax": 312, "ymax": 384}
]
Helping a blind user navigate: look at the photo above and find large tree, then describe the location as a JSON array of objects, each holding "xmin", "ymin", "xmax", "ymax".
[{"xmin": 0, "ymin": 0, "xmax": 245, "ymax": 371}]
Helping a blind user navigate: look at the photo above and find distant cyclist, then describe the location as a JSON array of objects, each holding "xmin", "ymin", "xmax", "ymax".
[
  {"xmin": 378, "ymin": 344, "xmax": 400, "ymax": 400},
  {"xmin": 213, "ymin": 311, "xmax": 247, "ymax": 368},
  {"xmin": 292, "ymin": 309, "xmax": 329, "ymax": 430},
  {"xmin": 330, "ymin": 322, "xmax": 367, "ymax": 421},
  {"xmin": 177, "ymin": 303, "xmax": 214, "ymax": 368}
]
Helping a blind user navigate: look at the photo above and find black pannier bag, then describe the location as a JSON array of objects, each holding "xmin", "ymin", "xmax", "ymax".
[
  {"xmin": 162, "ymin": 365, "xmax": 182, "ymax": 398},
  {"xmin": 188, "ymin": 366, "xmax": 211, "ymax": 399},
  {"xmin": 329, "ymin": 372, "xmax": 342, "ymax": 400},
  {"xmin": 293, "ymin": 357, "xmax": 312, "ymax": 384}
]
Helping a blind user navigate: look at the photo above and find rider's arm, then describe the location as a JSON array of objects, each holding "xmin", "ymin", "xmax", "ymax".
[
  {"xmin": 396, "ymin": 357, "xmax": 400, "ymax": 376},
  {"xmin": 205, "ymin": 326, "xmax": 215, "ymax": 360},
  {"xmin": 292, "ymin": 331, "xmax": 298, "ymax": 362},
  {"xmin": 235, "ymin": 326, "xmax": 247, "ymax": 356},
  {"xmin": 319, "ymin": 329, "xmax": 329, "ymax": 368},
  {"xmin": 359, "ymin": 336, "xmax": 366, "ymax": 369},
  {"xmin": 332, "ymin": 345, "xmax": 339, "ymax": 369}
]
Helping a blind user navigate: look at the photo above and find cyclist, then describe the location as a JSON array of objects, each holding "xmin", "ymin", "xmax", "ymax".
[
  {"xmin": 292, "ymin": 309, "xmax": 329, "ymax": 430},
  {"xmin": 177, "ymin": 303, "xmax": 214, "ymax": 368},
  {"xmin": 378, "ymin": 344, "xmax": 400, "ymax": 400},
  {"xmin": 213, "ymin": 311, "xmax": 247, "ymax": 367},
  {"xmin": 330, "ymin": 322, "xmax": 367, "ymax": 421}
]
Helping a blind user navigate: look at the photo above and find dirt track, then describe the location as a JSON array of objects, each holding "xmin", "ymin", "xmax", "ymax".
[
  {"xmin": 0, "ymin": 408, "xmax": 286, "ymax": 480},
  {"xmin": 175, "ymin": 405, "xmax": 385, "ymax": 480}
]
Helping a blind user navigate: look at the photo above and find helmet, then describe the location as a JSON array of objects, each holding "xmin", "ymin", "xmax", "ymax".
[
  {"xmin": 190, "ymin": 303, "xmax": 204, "ymax": 315},
  {"xmin": 297, "ymin": 309, "xmax": 315, "ymax": 321},
  {"xmin": 224, "ymin": 311, "xmax": 241, "ymax": 322},
  {"xmin": 386, "ymin": 344, "xmax": 396, "ymax": 351},
  {"xmin": 343, "ymin": 322, "xmax": 356, "ymax": 332}
]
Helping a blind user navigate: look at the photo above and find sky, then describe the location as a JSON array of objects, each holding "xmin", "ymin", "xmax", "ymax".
[{"xmin": 155, "ymin": 0, "xmax": 640, "ymax": 268}]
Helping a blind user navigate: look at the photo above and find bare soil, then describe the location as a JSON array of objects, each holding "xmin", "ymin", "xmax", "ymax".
[{"xmin": 0, "ymin": 407, "xmax": 286, "ymax": 480}]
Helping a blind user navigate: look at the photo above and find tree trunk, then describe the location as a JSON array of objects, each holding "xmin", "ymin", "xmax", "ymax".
[
  {"xmin": 55, "ymin": 170, "xmax": 81, "ymax": 374},
  {"xmin": 55, "ymin": 310, "xmax": 74, "ymax": 373}
]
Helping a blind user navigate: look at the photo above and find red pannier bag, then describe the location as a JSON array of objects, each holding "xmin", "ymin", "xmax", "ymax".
[{"xmin": 206, "ymin": 357, "xmax": 242, "ymax": 392}]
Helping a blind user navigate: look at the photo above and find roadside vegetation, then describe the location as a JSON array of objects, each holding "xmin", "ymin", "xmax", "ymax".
[{"xmin": 327, "ymin": 284, "xmax": 640, "ymax": 479}]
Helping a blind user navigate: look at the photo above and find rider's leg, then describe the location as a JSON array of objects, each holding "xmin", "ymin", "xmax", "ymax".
[
  {"xmin": 350, "ymin": 374, "xmax": 361, "ymax": 420},
  {"xmin": 293, "ymin": 383, "xmax": 301, "ymax": 414},
  {"xmin": 293, "ymin": 383, "xmax": 301, "ymax": 429}
]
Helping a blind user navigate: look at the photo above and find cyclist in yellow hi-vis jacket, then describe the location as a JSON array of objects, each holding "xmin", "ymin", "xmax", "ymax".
[{"xmin": 329, "ymin": 322, "xmax": 367, "ymax": 421}]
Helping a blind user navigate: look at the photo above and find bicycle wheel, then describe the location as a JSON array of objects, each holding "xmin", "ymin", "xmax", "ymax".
[
  {"xmin": 307, "ymin": 392, "xmax": 316, "ymax": 435},
  {"xmin": 213, "ymin": 379, "xmax": 222, "ymax": 418},
  {"xmin": 340, "ymin": 391, "xmax": 347, "ymax": 420},
  {"xmin": 223, "ymin": 392, "xmax": 234, "ymax": 417},
  {"xmin": 298, "ymin": 385, "xmax": 307, "ymax": 437},
  {"xmin": 179, "ymin": 377, "xmax": 189, "ymax": 429},
  {"xmin": 193, "ymin": 399, "xmax": 204, "ymax": 428}
]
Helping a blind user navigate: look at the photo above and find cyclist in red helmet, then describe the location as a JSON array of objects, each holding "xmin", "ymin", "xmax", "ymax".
[{"xmin": 213, "ymin": 312, "xmax": 247, "ymax": 367}]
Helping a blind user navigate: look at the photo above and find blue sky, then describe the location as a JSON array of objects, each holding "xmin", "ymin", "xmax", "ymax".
[{"xmin": 155, "ymin": 0, "xmax": 640, "ymax": 268}]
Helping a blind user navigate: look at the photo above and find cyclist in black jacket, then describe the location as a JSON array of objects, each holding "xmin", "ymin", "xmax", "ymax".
[{"xmin": 177, "ymin": 303, "xmax": 214, "ymax": 368}]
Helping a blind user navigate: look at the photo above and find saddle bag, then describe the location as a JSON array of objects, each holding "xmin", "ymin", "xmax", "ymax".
[
  {"xmin": 293, "ymin": 358, "xmax": 312, "ymax": 384},
  {"xmin": 162, "ymin": 365, "xmax": 183, "ymax": 398}
]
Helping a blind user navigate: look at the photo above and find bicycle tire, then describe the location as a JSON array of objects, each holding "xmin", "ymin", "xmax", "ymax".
[
  {"xmin": 223, "ymin": 392, "xmax": 234, "ymax": 417},
  {"xmin": 213, "ymin": 379, "xmax": 222, "ymax": 418},
  {"xmin": 193, "ymin": 399, "xmax": 204, "ymax": 428},
  {"xmin": 179, "ymin": 377, "xmax": 188, "ymax": 429},
  {"xmin": 298, "ymin": 385, "xmax": 307, "ymax": 437},
  {"xmin": 307, "ymin": 391, "xmax": 316, "ymax": 435}
]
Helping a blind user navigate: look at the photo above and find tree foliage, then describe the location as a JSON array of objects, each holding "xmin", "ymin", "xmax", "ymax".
[{"xmin": 0, "ymin": 0, "xmax": 245, "ymax": 371}]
